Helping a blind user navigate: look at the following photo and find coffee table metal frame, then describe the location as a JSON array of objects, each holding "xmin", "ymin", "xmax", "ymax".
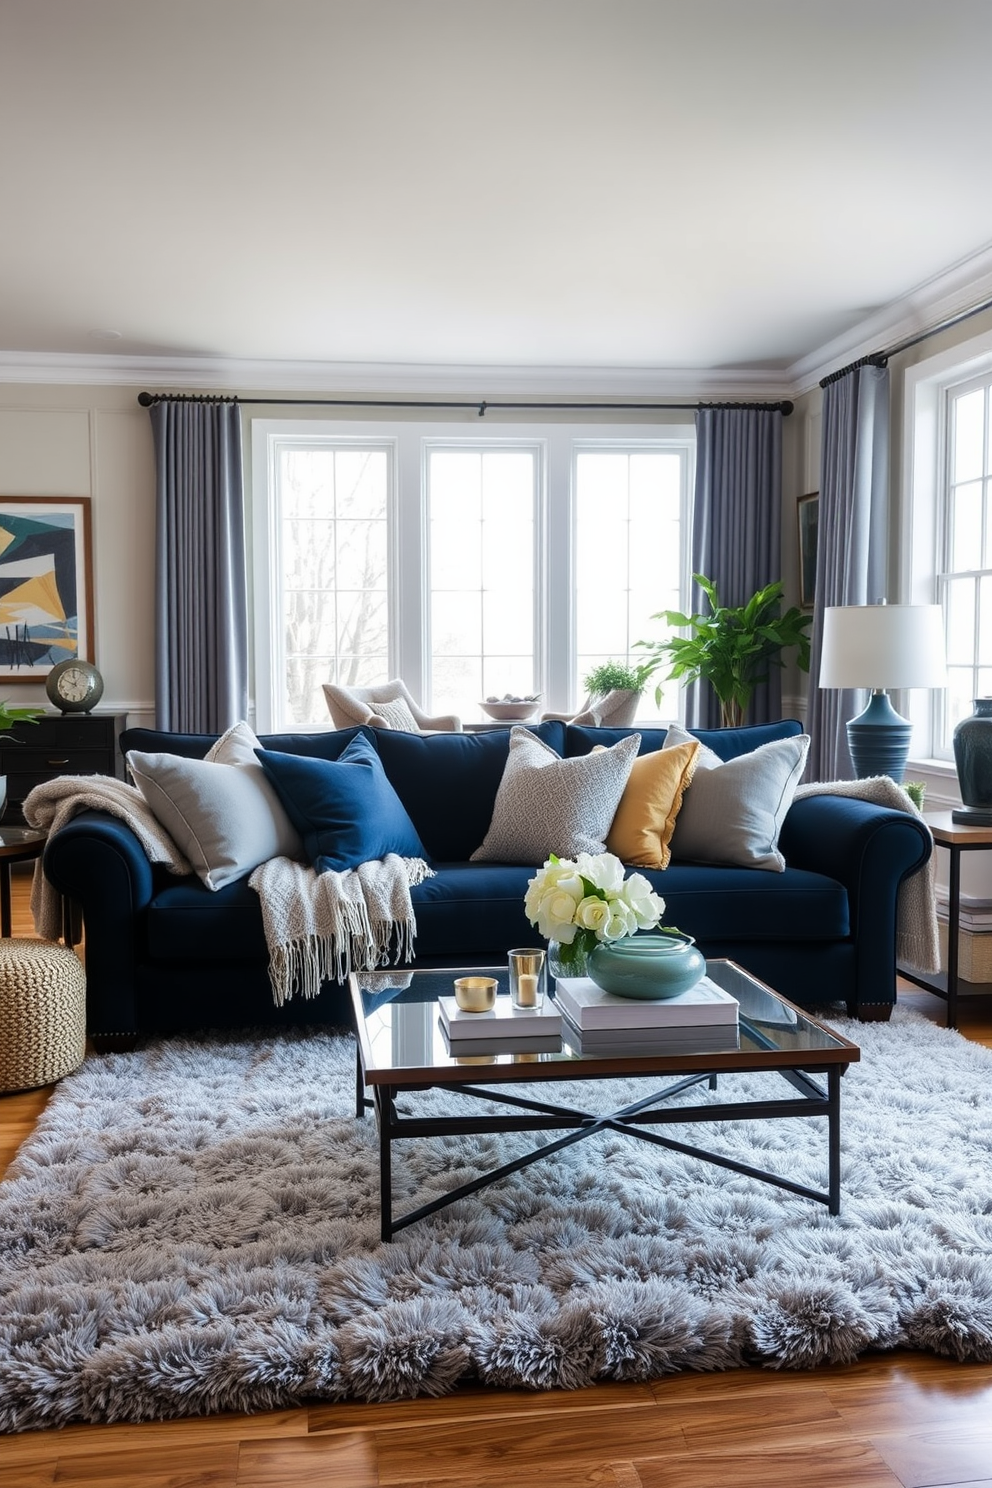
[{"xmin": 350, "ymin": 961, "xmax": 860, "ymax": 1242}]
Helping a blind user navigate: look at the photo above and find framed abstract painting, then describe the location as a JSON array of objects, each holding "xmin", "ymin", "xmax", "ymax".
[{"xmin": 0, "ymin": 497, "xmax": 95, "ymax": 680}]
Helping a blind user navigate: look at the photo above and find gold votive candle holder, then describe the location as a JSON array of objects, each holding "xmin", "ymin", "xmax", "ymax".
[{"xmin": 453, "ymin": 975, "xmax": 498, "ymax": 1012}]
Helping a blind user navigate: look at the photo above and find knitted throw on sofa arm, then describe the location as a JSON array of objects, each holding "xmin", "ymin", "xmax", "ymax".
[
  {"xmin": 23, "ymin": 775, "xmax": 193, "ymax": 939},
  {"xmin": 793, "ymin": 776, "xmax": 939, "ymax": 974}
]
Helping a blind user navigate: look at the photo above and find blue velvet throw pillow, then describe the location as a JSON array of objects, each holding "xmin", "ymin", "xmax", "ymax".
[{"xmin": 255, "ymin": 733, "xmax": 428, "ymax": 873}]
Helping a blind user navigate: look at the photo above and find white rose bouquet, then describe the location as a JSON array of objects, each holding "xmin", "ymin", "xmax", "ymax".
[{"xmin": 523, "ymin": 851, "xmax": 668, "ymax": 970}]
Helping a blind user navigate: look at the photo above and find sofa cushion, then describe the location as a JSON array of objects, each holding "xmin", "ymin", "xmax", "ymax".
[
  {"xmin": 605, "ymin": 737, "xmax": 701, "ymax": 869},
  {"xmin": 663, "ymin": 723, "xmax": 810, "ymax": 871},
  {"xmin": 122, "ymin": 725, "xmax": 370, "ymax": 764},
  {"xmin": 636, "ymin": 862, "xmax": 849, "ymax": 941},
  {"xmin": 256, "ymin": 732, "xmax": 427, "ymax": 873},
  {"xmin": 410, "ymin": 863, "xmax": 540, "ymax": 960},
  {"xmin": 127, "ymin": 747, "xmax": 302, "ymax": 891},
  {"xmin": 471, "ymin": 727, "xmax": 639, "ymax": 864},
  {"xmin": 564, "ymin": 718, "xmax": 804, "ymax": 761},
  {"xmin": 370, "ymin": 720, "xmax": 567, "ymax": 862}
]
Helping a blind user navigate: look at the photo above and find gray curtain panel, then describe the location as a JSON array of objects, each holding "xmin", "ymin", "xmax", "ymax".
[
  {"xmin": 149, "ymin": 399, "xmax": 248, "ymax": 732},
  {"xmin": 804, "ymin": 363, "xmax": 890, "ymax": 781},
  {"xmin": 687, "ymin": 406, "xmax": 784, "ymax": 727}
]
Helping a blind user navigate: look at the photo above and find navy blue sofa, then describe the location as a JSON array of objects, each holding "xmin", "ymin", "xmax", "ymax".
[{"xmin": 41, "ymin": 719, "xmax": 932, "ymax": 1042}]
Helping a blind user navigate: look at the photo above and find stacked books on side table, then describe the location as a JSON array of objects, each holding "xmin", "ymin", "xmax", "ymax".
[
  {"xmin": 438, "ymin": 994, "xmax": 563, "ymax": 1056},
  {"xmin": 554, "ymin": 975, "xmax": 740, "ymax": 1055}
]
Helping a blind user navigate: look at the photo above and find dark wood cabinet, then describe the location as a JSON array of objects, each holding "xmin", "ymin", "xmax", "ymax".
[{"xmin": 0, "ymin": 712, "xmax": 128, "ymax": 825}]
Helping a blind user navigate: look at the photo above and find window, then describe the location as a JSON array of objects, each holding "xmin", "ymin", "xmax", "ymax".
[
  {"xmin": 574, "ymin": 447, "xmax": 684, "ymax": 722},
  {"xmin": 251, "ymin": 419, "xmax": 693, "ymax": 733},
  {"xmin": 428, "ymin": 446, "xmax": 539, "ymax": 718},
  {"xmin": 905, "ymin": 329, "xmax": 992, "ymax": 764},
  {"xmin": 939, "ymin": 377, "xmax": 992, "ymax": 751}
]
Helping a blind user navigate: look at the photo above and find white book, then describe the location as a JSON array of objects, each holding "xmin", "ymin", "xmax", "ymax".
[
  {"xmin": 438, "ymin": 994, "xmax": 562, "ymax": 1039},
  {"xmin": 553, "ymin": 975, "xmax": 738, "ymax": 1030}
]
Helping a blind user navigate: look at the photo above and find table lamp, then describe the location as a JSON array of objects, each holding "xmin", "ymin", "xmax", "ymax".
[{"xmin": 818, "ymin": 603, "xmax": 947, "ymax": 781}]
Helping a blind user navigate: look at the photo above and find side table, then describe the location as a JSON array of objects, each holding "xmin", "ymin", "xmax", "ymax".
[
  {"xmin": 898, "ymin": 810, "xmax": 992, "ymax": 1028},
  {"xmin": 0, "ymin": 827, "xmax": 46, "ymax": 937}
]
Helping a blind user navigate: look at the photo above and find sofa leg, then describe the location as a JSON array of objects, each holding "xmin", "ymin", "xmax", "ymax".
[{"xmin": 853, "ymin": 1004, "xmax": 893, "ymax": 1022}]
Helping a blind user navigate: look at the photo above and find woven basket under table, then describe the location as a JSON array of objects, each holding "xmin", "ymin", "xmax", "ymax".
[{"xmin": 0, "ymin": 939, "xmax": 86, "ymax": 1093}]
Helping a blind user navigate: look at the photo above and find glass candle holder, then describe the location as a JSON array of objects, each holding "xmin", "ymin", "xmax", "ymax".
[{"xmin": 508, "ymin": 947, "xmax": 547, "ymax": 1010}]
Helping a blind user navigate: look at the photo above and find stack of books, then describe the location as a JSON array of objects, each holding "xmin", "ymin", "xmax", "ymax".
[
  {"xmin": 438, "ymin": 994, "xmax": 563, "ymax": 1054},
  {"xmin": 553, "ymin": 975, "xmax": 740, "ymax": 1055}
]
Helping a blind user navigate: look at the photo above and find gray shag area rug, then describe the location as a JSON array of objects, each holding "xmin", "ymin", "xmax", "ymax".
[{"xmin": 2, "ymin": 1008, "xmax": 992, "ymax": 1432}]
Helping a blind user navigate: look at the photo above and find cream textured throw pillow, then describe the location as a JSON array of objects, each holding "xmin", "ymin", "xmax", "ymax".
[
  {"xmin": 663, "ymin": 722, "xmax": 809, "ymax": 871},
  {"xmin": 372, "ymin": 696, "xmax": 421, "ymax": 732},
  {"xmin": 470, "ymin": 727, "xmax": 640, "ymax": 864}
]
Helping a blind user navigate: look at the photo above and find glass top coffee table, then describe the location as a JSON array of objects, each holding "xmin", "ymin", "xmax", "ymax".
[{"xmin": 350, "ymin": 959, "xmax": 860, "ymax": 1241}]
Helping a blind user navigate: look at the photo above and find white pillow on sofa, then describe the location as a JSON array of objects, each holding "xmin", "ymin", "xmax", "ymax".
[
  {"xmin": 471, "ymin": 727, "xmax": 639, "ymax": 864},
  {"xmin": 662, "ymin": 722, "xmax": 809, "ymax": 871},
  {"xmin": 129, "ymin": 722, "xmax": 302, "ymax": 891}
]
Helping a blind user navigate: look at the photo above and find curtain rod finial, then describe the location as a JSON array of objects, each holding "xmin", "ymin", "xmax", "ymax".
[{"xmin": 137, "ymin": 391, "xmax": 154, "ymax": 407}]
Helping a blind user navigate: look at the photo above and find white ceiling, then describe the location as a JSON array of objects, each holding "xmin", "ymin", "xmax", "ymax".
[{"xmin": 4, "ymin": 0, "xmax": 992, "ymax": 392}]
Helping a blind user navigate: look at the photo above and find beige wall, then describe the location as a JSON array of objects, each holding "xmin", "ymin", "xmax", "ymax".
[{"xmin": 0, "ymin": 383, "xmax": 156, "ymax": 722}]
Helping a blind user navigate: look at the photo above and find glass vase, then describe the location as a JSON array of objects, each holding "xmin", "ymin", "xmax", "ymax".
[{"xmin": 547, "ymin": 939, "xmax": 590, "ymax": 981}]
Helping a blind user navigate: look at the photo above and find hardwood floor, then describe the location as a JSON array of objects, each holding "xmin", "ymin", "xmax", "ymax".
[{"xmin": 2, "ymin": 868, "xmax": 992, "ymax": 1487}]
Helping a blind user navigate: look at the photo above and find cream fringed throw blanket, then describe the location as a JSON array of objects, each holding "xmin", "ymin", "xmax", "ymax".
[
  {"xmin": 23, "ymin": 776, "xmax": 434, "ymax": 1004},
  {"xmin": 248, "ymin": 854, "xmax": 434, "ymax": 1007},
  {"xmin": 794, "ymin": 775, "xmax": 940, "ymax": 974}
]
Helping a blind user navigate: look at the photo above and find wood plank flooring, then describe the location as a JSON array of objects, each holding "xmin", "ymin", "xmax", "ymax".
[{"xmin": 2, "ymin": 866, "xmax": 992, "ymax": 1486}]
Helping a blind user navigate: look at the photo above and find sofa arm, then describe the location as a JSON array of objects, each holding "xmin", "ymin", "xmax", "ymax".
[
  {"xmin": 42, "ymin": 811, "xmax": 159, "ymax": 1038},
  {"xmin": 779, "ymin": 794, "xmax": 933, "ymax": 1016}
]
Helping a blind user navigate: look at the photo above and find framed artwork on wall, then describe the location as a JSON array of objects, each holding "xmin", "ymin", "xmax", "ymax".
[
  {"xmin": 0, "ymin": 497, "xmax": 95, "ymax": 681},
  {"xmin": 797, "ymin": 491, "xmax": 818, "ymax": 610}
]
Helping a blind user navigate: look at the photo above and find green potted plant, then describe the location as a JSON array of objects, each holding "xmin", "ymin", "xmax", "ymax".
[
  {"xmin": 578, "ymin": 659, "xmax": 656, "ymax": 727},
  {"xmin": 582, "ymin": 660, "xmax": 654, "ymax": 699},
  {"xmin": 0, "ymin": 700, "xmax": 44, "ymax": 820},
  {"xmin": 634, "ymin": 574, "xmax": 812, "ymax": 728}
]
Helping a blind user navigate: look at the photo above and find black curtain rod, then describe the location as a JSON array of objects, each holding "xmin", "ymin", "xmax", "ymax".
[
  {"xmin": 136, "ymin": 391, "xmax": 793, "ymax": 416},
  {"xmin": 820, "ymin": 291, "xmax": 992, "ymax": 388}
]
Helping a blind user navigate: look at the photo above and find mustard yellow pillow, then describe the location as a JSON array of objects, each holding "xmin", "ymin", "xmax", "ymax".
[{"xmin": 606, "ymin": 739, "xmax": 701, "ymax": 869}]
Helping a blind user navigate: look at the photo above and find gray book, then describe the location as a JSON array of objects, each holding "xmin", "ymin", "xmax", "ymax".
[{"xmin": 560, "ymin": 1012, "xmax": 741, "ymax": 1056}]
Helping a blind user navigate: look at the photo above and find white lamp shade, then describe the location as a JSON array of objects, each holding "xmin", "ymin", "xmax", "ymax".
[{"xmin": 819, "ymin": 604, "xmax": 947, "ymax": 690}]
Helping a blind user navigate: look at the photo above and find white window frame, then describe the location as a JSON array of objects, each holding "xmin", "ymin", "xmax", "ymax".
[
  {"xmin": 903, "ymin": 326, "xmax": 992, "ymax": 769},
  {"xmin": 250, "ymin": 417, "xmax": 694, "ymax": 733}
]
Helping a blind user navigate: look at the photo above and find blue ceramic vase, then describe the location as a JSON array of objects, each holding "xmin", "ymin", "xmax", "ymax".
[
  {"xmin": 586, "ymin": 933, "xmax": 706, "ymax": 1000},
  {"xmin": 952, "ymin": 698, "xmax": 992, "ymax": 825}
]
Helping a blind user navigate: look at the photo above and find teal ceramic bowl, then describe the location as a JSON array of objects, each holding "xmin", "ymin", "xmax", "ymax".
[{"xmin": 586, "ymin": 933, "xmax": 706, "ymax": 1000}]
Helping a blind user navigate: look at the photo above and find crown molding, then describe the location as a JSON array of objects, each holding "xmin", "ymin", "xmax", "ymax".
[
  {"xmin": 0, "ymin": 349, "xmax": 792, "ymax": 402},
  {"xmin": 787, "ymin": 239, "xmax": 992, "ymax": 396},
  {"xmin": 12, "ymin": 240, "xmax": 992, "ymax": 402}
]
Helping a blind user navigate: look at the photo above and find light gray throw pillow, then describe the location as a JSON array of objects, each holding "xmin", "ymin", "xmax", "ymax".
[
  {"xmin": 129, "ymin": 722, "xmax": 302, "ymax": 891},
  {"xmin": 471, "ymin": 727, "xmax": 640, "ymax": 864},
  {"xmin": 662, "ymin": 722, "xmax": 809, "ymax": 871}
]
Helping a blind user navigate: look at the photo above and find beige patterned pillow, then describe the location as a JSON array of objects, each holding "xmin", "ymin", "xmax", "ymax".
[
  {"xmin": 372, "ymin": 696, "xmax": 421, "ymax": 732},
  {"xmin": 470, "ymin": 727, "xmax": 640, "ymax": 864}
]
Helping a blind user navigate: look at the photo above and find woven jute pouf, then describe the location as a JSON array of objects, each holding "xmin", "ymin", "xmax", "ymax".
[{"xmin": 0, "ymin": 939, "xmax": 86, "ymax": 1093}]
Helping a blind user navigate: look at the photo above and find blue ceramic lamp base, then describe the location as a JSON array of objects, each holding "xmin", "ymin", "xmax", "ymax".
[{"xmin": 846, "ymin": 691, "xmax": 913, "ymax": 782}]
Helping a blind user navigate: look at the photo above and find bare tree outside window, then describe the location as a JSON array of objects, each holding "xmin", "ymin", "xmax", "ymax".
[{"xmin": 278, "ymin": 447, "xmax": 390, "ymax": 726}]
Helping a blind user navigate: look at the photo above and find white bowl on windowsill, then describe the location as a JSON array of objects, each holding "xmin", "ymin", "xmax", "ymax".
[{"xmin": 479, "ymin": 700, "xmax": 541, "ymax": 721}]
